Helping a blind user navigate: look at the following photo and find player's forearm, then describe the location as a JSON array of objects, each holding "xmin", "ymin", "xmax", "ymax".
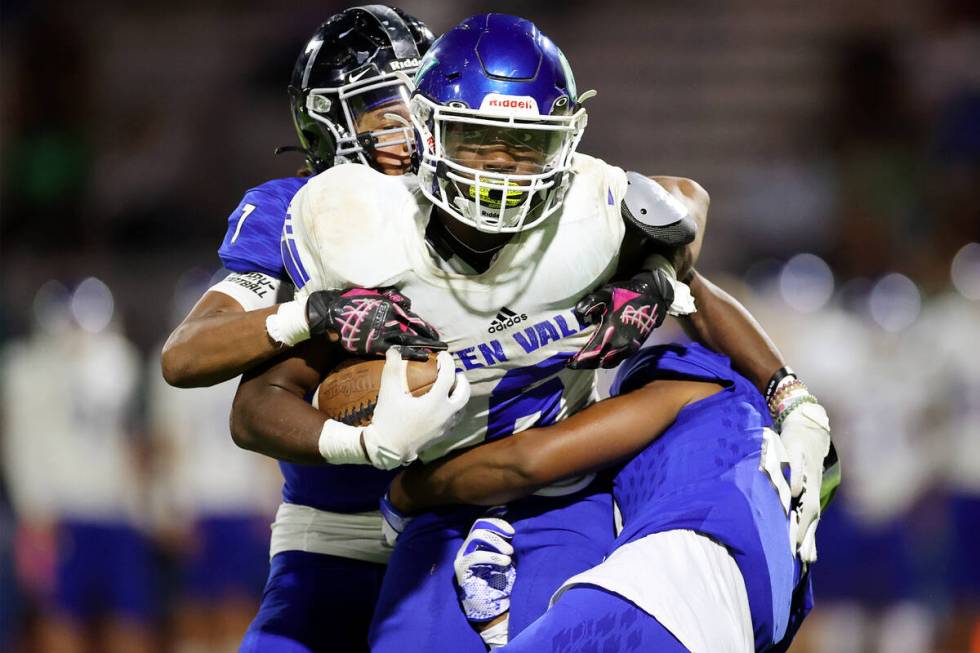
[
  {"xmin": 681, "ymin": 271, "xmax": 784, "ymax": 392},
  {"xmin": 392, "ymin": 382, "xmax": 700, "ymax": 513},
  {"xmin": 229, "ymin": 382, "xmax": 328, "ymax": 464},
  {"xmin": 161, "ymin": 306, "xmax": 282, "ymax": 387},
  {"xmin": 393, "ymin": 437, "xmax": 541, "ymax": 511}
]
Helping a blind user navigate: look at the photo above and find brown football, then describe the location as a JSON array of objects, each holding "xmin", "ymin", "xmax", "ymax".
[{"xmin": 314, "ymin": 354, "xmax": 441, "ymax": 426}]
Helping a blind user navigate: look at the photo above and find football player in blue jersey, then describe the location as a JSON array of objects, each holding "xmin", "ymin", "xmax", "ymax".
[
  {"xmin": 160, "ymin": 6, "xmax": 441, "ymax": 391},
  {"xmin": 230, "ymin": 13, "xmax": 835, "ymax": 653},
  {"xmin": 161, "ymin": 7, "xmax": 453, "ymax": 653},
  {"xmin": 389, "ymin": 342, "xmax": 824, "ymax": 652}
]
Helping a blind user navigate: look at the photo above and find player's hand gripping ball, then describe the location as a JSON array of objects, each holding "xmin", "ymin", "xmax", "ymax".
[
  {"xmin": 316, "ymin": 348, "xmax": 470, "ymax": 470},
  {"xmin": 568, "ymin": 269, "xmax": 674, "ymax": 369},
  {"xmin": 306, "ymin": 287, "xmax": 446, "ymax": 360},
  {"xmin": 316, "ymin": 352, "xmax": 445, "ymax": 426}
]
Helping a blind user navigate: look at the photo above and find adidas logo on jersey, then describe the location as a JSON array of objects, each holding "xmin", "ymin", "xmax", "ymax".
[{"xmin": 488, "ymin": 307, "xmax": 529, "ymax": 334}]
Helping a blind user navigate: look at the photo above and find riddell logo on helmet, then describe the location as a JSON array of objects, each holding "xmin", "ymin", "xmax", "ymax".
[
  {"xmin": 480, "ymin": 94, "xmax": 539, "ymax": 116},
  {"xmin": 489, "ymin": 98, "xmax": 531, "ymax": 109},
  {"xmin": 388, "ymin": 58, "xmax": 420, "ymax": 72}
]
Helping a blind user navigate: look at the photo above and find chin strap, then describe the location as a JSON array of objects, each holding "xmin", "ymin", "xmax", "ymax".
[{"xmin": 274, "ymin": 145, "xmax": 306, "ymax": 156}]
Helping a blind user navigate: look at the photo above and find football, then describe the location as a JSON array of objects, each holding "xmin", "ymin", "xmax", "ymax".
[{"xmin": 314, "ymin": 354, "xmax": 441, "ymax": 426}]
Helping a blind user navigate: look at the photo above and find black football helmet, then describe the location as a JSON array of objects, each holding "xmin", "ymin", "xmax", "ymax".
[{"xmin": 288, "ymin": 5, "xmax": 435, "ymax": 173}]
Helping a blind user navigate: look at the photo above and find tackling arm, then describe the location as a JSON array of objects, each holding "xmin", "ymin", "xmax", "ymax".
[
  {"xmin": 231, "ymin": 342, "xmax": 470, "ymax": 470},
  {"xmin": 230, "ymin": 340, "xmax": 337, "ymax": 464},
  {"xmin": 626, "ymin": 175, "xmax": 786, "ymax": 391},
  {"xmin": 680, "ymin": 273, "xmax": 784, "ymax": 392},
  {"xmin": 161, "ymin": 289, "xmax": 283, "ymax": 388},
  {"xmin": 632, "ymin": 175, "xmax": 834, "ymax": 563},
  {"xmin": 390, "ymin": 379, "xmax": 720, "ymax": 512}
]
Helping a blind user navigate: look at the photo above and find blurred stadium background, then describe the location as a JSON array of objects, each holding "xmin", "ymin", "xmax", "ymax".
[{"xmin": 2, "ymin": 0, "xmax": 978, "ymax": 651}]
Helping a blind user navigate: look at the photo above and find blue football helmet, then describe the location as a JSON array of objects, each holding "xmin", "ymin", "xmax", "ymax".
[{"xmin": 410, "ymin": 14, "xmax": 588, "ymax": 233}]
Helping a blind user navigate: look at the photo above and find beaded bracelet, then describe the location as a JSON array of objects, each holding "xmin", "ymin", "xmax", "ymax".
[
  {"xmin": 768, "ymin": 378, "xmax": 808, "ymax": 416},
  {"xmin": 775, "ymin": 395, "xmax": 820, "ymax": 429}
]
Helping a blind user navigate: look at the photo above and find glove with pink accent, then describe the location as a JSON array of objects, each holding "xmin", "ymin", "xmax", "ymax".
[
  {"xmin": 567, "ymin": 270, "xmax": 674, "ymax": 370},
  {"xmin": 306, "ymin": 288, "xmax": 446, "ymax": 361}
]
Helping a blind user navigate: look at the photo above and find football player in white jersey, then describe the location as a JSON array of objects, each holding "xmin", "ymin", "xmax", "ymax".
[{"xmin": 229, "ymin": 13, "xmax": 834, "ymax": 652}]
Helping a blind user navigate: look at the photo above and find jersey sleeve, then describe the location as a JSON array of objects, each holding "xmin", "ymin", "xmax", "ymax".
[
  {"xmin": 281, "ymin": 184, "xmax": 324, "ymax": 298},
  {"xmin": 217, "ymin": 179, "xmax": 306, "ymax": 278}
]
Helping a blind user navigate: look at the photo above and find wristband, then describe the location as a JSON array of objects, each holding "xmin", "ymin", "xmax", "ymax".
[
  {"xmin": 479, "ymin": 618, "xmax": 510, "ymax": 649},
  {"xmin": 643, "ymin": 253, "xmax": 677, "ymax": 281},
  {"xmin": 642, "ymin": 255, "xmax": 697, "ymax": 316},
  {"xmin": 318, "ymin": 420, "xmax": 369, "ymax": 465},
  {"xmin": 379, "ymin": 492, "xmax": 411, "ymax": 538},
  {"xmin": 769, "ymin": 379, "xmax": 807, "ymax": 416},
  {"xmin": 764, "ymin": 366, "xmax": 797, "ymax": 404},
  {"xmin": 265, "ymin": 296, "xmax": 311, "ymax": 347}
]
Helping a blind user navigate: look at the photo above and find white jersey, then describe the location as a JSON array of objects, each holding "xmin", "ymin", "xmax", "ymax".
[
  {"xmin": 146, "ymin": 351, "xmax": 280, "ymax": 521},
  {"xmin": 1, "ymin": 329, "xmax": 143, "ymax": 523},
  {"xmin": 285, "ymin": 153, "xmax": 628, "ymax": 462}
]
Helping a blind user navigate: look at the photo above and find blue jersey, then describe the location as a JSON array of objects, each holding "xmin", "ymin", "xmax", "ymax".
[
  {"xmin": 609, "ymin": 343, "xmax": 812, "ymax": 652},
  {"xmin": 279, "ymin": 462, "xmax": 395, "ymax": 513},
  {"xmin": 216, "ymin": 176, "xmax": 394, "ymax": 513},
  {"xmin": 218, "ymin": 177, "xmax": 309, "ymax": 277}
]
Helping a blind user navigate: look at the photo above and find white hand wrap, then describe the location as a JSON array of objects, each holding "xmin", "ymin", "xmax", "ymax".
[
  {"xmin": 479, "ymin": 618, "xmax": 510, "ymax": 649},
  {"xmin": 317, "ymin": 420, "xmax": 369, "ymax": 465},
  {"xmin": 265, "ymin": 296, "xmax": 311, "ymax": 347},
  {"xmin": 645, "ymin": 253, "xmax": 697, "ymax": 316}
]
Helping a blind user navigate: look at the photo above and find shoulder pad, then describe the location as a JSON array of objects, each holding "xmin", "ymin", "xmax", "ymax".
[
  {"xmin": 291, "ymin": 164, "xmax": 416, "ymax": 289},
  {"xmin": 622, "ymin": 171, "xmax": 696, "ymax": 247}
]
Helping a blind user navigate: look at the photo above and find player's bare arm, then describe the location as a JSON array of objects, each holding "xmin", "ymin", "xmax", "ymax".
[
  {"xmin": 163, "ymin": 280, "xmax": 446, "ymax": 389},
  {"xmin": 390, "ymin": 377, "xmax": 722, "ymax": 512},
  {"xmin": 630, "ymin": 174, "xmax": 833, "ymax": 562},
  {"xmin": 647, "ymin": 175, "xmax": 708, "ymax": 280},
  {"xmin": 232, "ymin": 342, "xmax": 469, "ymax": 470},
  {"xmin": 610, "ymin": 173, "xmax": 787, "ymax": 391},
  {"xmin": 161, "ymin": 289, "xmax": 282, "ymax": 388},
  {"xmin": 230, "ymin": 340, "xmax": 338, "ymax": 464},
  {"xmin": 681, "ymin": 273, "xmax": 785, "ymax": 391}
]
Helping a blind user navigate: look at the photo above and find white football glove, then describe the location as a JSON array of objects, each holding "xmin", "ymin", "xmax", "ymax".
[
  {"xmin": 779, "ymin": 401, "xmax": 831, "ymax": 563},
  {"xmin": 319, "ymin": 348, "xmax": 470, "ymax": 470},
  {"xmin": 367, "ymin": 348, "xmax": 470, "ymax": 470},
  {"xmin": 454, "ymin": 515, "xmax": 516, "ymax": 624}
]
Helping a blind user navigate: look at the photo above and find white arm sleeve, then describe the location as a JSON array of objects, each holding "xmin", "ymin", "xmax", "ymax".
[{"xmin": 207, "ymin": 271, "xmax": 283, "ymax": 311}]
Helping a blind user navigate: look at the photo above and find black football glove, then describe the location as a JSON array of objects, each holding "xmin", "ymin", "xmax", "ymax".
[
  {"xmin": 306, "ymin": 288, "xmax": 447, "ymax": 361},
  {"xmin": 567, "ymin": 270, "xmax": 674, "ymax": 370}
]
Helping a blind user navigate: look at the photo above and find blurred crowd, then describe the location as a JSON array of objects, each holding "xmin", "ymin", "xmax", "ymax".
[
  {"xmin": 1, "ymin": 1, "xmax": 979, "ymax": 652},
  {"xmin": 1, "ymin": 274, "xmax": 281, "ymax": 653}
]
